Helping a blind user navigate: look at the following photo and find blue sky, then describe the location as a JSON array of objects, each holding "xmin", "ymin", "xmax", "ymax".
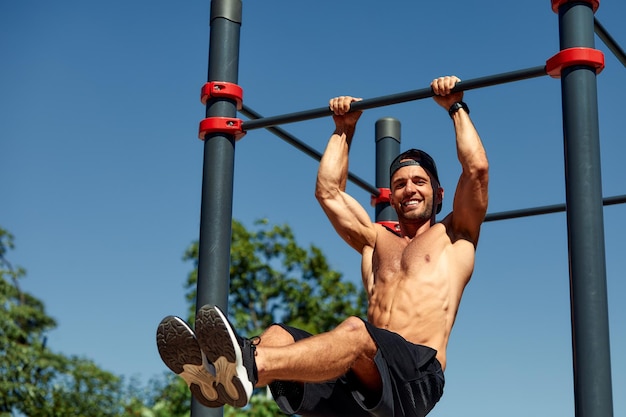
[{"xmin": 2, "ymin": 1, "xmax": 624, "ymax": 416}]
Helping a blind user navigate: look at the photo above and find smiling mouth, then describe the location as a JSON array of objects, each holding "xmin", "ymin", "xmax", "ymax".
[{"xmin": 402, "ymin": 200, "xmax": 421, "ymax": 207}]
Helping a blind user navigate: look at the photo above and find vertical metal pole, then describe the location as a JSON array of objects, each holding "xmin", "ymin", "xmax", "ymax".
[
  {"xmin": 374, "ymin": 118, "xmax": 401, "ymax": 223},
  {"xmin": 193, "ymin": 1, "xmax": 242, "ymax": 416},
  {"xmin": 556, "ymin": 2, "xmax": 614, "ymax": 417}
]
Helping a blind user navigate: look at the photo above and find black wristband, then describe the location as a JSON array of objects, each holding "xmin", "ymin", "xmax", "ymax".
[{"xmin": 448, "ymin": 101, "xmax": 469, "ymax": 118}]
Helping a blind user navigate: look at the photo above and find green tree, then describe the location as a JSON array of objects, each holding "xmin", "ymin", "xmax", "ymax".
[
  {"xmin": 148, "ymin": 219, "xmax": 366, "ymax": 416},
  {"xmin": 0, "ymin": 227, "xmax": 147, "ymax": 416},
  {"xmin": 184, "ymin": 219, "xmax": 367, "ymax": 334},
  {"xmin": 0, "ymin": 217, "xmax": 366, "ymax": 417}
]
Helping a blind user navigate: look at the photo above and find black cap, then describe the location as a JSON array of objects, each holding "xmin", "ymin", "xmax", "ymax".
[
  {"xmin": 389, "ymin": 149, "xmax": 440, "ymax": 184},
  {"xmin": 389, "ymin": 149, "xmax": 442, "ymax": 214}
]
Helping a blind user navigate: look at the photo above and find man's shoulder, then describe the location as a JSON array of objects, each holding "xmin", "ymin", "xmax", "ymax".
[{"xmin": 438, "ymin": 212, "xmax": 482, "ymax": 245}]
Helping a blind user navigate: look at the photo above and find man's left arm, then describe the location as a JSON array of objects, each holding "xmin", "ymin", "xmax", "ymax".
[
  {"xmin": 449, "ymin": 105, "xmax": 489, "ymax": 245},
  {"xmin": 431, "ymin": 76, "xmax": 489, "ymax": 245}
]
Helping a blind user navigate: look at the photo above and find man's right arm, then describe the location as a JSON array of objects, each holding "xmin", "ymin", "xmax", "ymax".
[{"xmin": 315, "ymin": 96, "xmax": 377, "ymax": 254}]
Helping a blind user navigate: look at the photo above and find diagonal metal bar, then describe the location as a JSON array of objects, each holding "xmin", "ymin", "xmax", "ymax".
[
  {"xmin": 239, "ymin": 105, "xmax": 380, "ymax": 196},
  {"xmin": 594, "ymin": 18, "xmax": 626, "ymax": 68}
]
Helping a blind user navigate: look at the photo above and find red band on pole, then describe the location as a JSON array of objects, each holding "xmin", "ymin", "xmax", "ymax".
[
  {"xmin": 198, "ymin": 117, "xmax": 246, "ymax": 140},
  {"xmin": 376, "ymin": 221, "xmax": 400, "ymax": 233},
  {"xmin": 200, "ymin": 81, "xmax": 243, "ymax": 109},
  {"xmin": 371, "ymin": 188, "xmax": 392, "ymax": 206},
  {"xmin": 546, "ymin": 47, "xmax": 605, "ymax": 78},
  {"xmin": 551, "ymin": 0, "xmax": 599, "ymax": 13}
]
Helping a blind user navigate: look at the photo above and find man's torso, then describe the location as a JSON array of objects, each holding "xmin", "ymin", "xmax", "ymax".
[{"xmin": 362, "ymin": 220, "xmax": 476, "ymax": 370}]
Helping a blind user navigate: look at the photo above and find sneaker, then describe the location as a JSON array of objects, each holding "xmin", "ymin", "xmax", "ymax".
[
  {"xmin": 195, "ymin": 305, "xmax": 258, "ymax": 408},
  {"xmin": 156, "ymin": 315, "xmax": 224, "ymax": 408}
]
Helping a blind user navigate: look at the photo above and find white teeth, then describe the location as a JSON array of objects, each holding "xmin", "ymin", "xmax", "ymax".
[{"xmin": 403, "ymin": 201, "xmax": 419, "ymax": 206}]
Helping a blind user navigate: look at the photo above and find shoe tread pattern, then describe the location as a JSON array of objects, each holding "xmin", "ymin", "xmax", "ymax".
[
  {"xmin": 196, "ymin": 306, "xmax": 249, "ymax": 407},
  {"xmin": 156, "ymin": 316, "xmax": 202, "ymax": 374},
  {"xmin": 156, "ymin": 315, "xmax": 225, "ymax": 408}
]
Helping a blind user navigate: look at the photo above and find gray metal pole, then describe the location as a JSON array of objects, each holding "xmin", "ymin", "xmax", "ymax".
[
  {"xmin": 193, "ymin": 1, "xmax": 242, "ymax": 416},
  {"xmin": 374, "ymin": 118, "xmax": 401, "ymax": 224},
  {"xmin": 555, "ymin": 2, "xmax": 614, "ymax": 417}
]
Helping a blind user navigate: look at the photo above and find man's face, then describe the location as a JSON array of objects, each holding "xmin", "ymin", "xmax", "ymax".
[{"xmin": 390, "ymin": 164, "xmax": 440, "ymax": 222}]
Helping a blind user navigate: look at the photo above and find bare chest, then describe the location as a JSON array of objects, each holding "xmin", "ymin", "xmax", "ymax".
[{"xmin": 372, "ymin": 227, "xmax": 448, "ymax": 284}]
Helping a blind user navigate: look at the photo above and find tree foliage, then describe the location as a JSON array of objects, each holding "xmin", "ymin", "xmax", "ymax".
[
  {"xmin": 183, "ymin": 219, "xmax": 367, "ymax": 335},
  {"xmin": 0, "ymin": 218, "xmax": 366, "ymax": 416},
  {"xmin": 0, "ymin": 227, "xmax": 145, "ymax": 416},
  {"xmin": 172, "ymin": 219, "xmax": 367, "ymax": 416}
]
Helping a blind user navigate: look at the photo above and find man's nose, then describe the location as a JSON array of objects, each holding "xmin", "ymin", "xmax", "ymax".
[{"xmin": 404, "ymin": 180, "xmax": 417, "ymax": 193}]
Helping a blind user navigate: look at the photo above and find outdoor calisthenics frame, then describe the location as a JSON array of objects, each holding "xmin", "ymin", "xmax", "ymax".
[{"xmin": 191, "ymin": 1, "xmax": 621, "ymax": 417}]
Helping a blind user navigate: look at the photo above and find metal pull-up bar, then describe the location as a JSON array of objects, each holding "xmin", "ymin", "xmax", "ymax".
[
  {"xmin": 241, "ymin": 65, "xmax": 548, "ymax": 131},
  {"xmin": 484, "ymin": 194, "xmax": 626, "ymax": 222},
  {"xmin": 238, "ymin": 64, "xmax": 547, "ymax": 197}
]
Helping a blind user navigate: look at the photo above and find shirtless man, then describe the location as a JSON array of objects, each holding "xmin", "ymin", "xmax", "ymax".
[{"xmin": 156, "ymin": 75, "xmax": 489, "ymax": 417}]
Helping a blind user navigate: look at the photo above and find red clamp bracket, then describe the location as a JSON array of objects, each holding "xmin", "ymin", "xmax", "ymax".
[
  {"xmin": 546, "ymin": 47, "xmax": 605, "ymax": 78},
  {"xmin": 377, "ymin": 221, "xmax": 400, "ymax": 233},
  {"xmin": 198, "ymin": 117, "xmax": 246, "ymax": 140},
  {"xmin": 551, "ymin": 0, "xmax": 599, "ymax": 13},
  {"xmin": 200, "ymin": 81, "xmax": 243, "ymax": 110},
  {"xmin": 371, "ymin": 188, "xmax": 392, "ymax": 207}
]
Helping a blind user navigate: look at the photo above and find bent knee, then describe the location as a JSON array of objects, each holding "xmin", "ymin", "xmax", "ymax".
[
  {"xmin": 258, "ymin": 324, "xmax": 295, "ymax": 347},
  {"xmin": 337, "ymin": 316, "xmax": 372, "ymax": 342},
  {"xmin": 337, "ymin": 317, "xmax": 378, "ymax": 356},
  {"xmin": 339, "ymin": 316, "xmax": 367, "ymax": 331}
]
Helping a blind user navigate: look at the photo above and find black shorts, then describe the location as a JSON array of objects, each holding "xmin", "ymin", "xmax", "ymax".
[{"xmin": 268, "ymin": 320, "xmax": 445, "ymax": 417}]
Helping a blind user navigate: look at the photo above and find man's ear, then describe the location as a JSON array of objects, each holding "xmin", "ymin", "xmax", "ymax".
[{"xmin": 437, "ymin": 187, "xmax": 444, "ymax": 204}]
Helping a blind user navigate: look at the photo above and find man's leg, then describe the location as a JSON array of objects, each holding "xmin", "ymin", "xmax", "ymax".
[
  {"xmin": 262, "ymin": 323, "xmax": 383, "ymax": 416},
  {"xmin": 195, "ymin": 306, "xmax": 382, "ymax": 408},
  {"xmin": 256, "ymin": 316, "xmax": 381, "ymax": 392}
]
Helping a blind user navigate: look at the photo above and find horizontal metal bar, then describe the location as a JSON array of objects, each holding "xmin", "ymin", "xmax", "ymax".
[
  {"xmin": 242, "ymin": 65, "xmax": 548, "ymax": 131},
  {"xmin": 240, "ymin": 103, "xmax": 625, "ymax": 222},
  {"xmin": 484, "ymin": 195, "xmax": 626, "ymax": 222},
  {"xmin": 594, "ymin": 18, "xmax": 626, "ymax": 68},
  {"xmin": 239, "ymin": 105, "xmax": 380, "ymax": 196}
]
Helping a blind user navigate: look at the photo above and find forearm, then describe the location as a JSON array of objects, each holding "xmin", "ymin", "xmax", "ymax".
[
  {"xmin": 316, "ymin": 126, "xmax": 355, "ymax": 197},
  {"xmin": 450, "ymin": 105, "xmax": 489, "ymax": 240},
  {"xmin": 451, "ymin": 108, "xmax": 488, "ymax": 176}
]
